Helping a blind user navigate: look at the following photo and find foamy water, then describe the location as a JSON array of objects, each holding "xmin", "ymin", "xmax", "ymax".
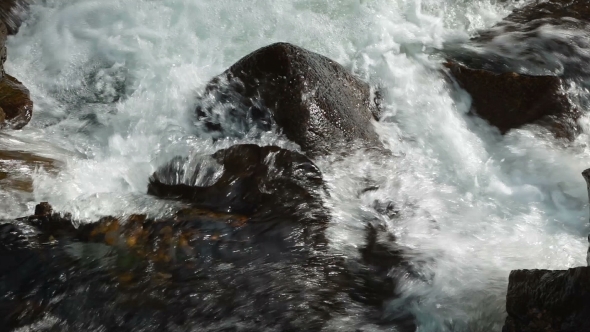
[{"xmin": 1, "ymin": 0, "xmax": 589, "ymax": 330}]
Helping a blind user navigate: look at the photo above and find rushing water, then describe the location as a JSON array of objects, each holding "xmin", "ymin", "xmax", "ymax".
[{"xmin": 1, "ymin": 0, "xmax": 590, "ymax": 330}]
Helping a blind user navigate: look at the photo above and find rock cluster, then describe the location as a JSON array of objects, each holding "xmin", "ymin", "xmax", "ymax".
[{"xmin": 0, "ymin": 43, "xmax": 409, "ymax": 331}]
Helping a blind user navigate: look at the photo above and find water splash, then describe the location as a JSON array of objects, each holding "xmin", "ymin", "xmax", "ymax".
[{"xmin": 1, "ymin": 0, "xmax": 589, "ymax": 330}]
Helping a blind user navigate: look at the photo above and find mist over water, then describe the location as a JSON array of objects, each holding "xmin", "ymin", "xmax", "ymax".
[{"xmin": 1, "ymin": 0, "xmax": 589, "ymax": 330}]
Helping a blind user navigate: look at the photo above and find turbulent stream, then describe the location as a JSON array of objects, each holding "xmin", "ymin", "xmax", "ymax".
[{"xmin": 1, "ymin": 0, "xmax": 590, "ymax": 331}]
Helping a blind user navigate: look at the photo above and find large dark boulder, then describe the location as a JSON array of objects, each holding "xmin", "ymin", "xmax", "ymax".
[
  {"xmin": 445, "ymin": 61, "xmax": 578, "ymax": 138},
  {"xmin": 502, "ymin": 267, "xmax": 590, "ymax": 332},
  {"xmin": 196, "ymin": 42, "xmax": 381, "ymax": 156}
]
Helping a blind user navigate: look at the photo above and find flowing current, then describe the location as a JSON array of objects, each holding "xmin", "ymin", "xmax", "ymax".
[{"xmin": 1, "ymin": 0, "xmax": 589, "ymax": 330}]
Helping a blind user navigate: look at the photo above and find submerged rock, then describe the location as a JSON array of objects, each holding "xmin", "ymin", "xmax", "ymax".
[
  {"xmin": 196, "ymin": 42, "xmax": 381, "ymax": 156},
  {"xmin": 0, "ymin": 199, "xmax": 408, "ymax": 331},
  {"xmin": 502, "ymin": 267, "xmax": 590, "ymax": 332},
  {"xmin": 0, "ymin": 74, "xmax": 33, "ymax": 129},
  {"xmin": 148, "ymin": 144, "xmax": 328, "ymax": 220},
  {"xmin": 445, "ymin": 61, "xmax": 578, "ymax": 138}
]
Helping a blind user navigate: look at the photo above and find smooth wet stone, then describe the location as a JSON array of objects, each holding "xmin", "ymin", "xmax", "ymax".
[
  {"xmin": 442, "ymin": 0, "xmax": 590, "ymax": 141},
  {"xmin": 148, "ymin": 144, "xmax": 328, "ymax": 221},
  {"xmin": 502, "ymin": 267, "xmax": 590, "ymax": 332},
  {"xmin": 196, "ymin": 42, "xmax": 381, "ymax": 156},
  {"xmin": 445, "ymin": 61, "xmax": 578, "ymax": 139}
]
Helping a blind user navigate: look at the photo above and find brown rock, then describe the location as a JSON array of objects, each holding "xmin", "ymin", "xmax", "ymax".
[
  {"xmin": 0, "ymin": 150, "xmax": 57, "ymax": 192},
  {"xmin": 196, "ymin": 42, "xmax": 381, "ymax": 156},
  {"xmin": 442, "ymin": 0, "xmax": 590, "ymax": 139},
  {"xmin": 0, "ymin": 74, "xmax": 33, "ymax": 129},
  {"xmin": 502, "ymin": 267, "xmax": 590, "ymax": 332},
  {"xmin": 445, "ymin": 61, "xmax": 579, "ymax": 138}
]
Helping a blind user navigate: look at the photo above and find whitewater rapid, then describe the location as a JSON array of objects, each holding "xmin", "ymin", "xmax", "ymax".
[{"xmin": 2, "ymin": 0, "xmax": 589, "ymax": 330}]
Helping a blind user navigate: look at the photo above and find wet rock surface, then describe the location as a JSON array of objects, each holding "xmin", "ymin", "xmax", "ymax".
[
  {"xmin": 196, "ymin": 42, "xmax": 381, "ymax": 156},
  {"xmin": 502, "ymin": 267, "xmax": 590, "ymax": 332},
  {"xmin": 148, "ymin": 144, "xmax": 328, "ymax": 219},
  {"xmin": 442, "ymin": 0, "xmax": 590, "ymax": 139},
  {"xmin": 0, "ymin": 74, "xmax": 33, "ymax": 129},
  {"xmin": 445, "ymin": 61, "xmax": 579, "ymax": 138},
  {"xmin": 0, "ymin": 198, "xmax": 409, "ymax": 331}
]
